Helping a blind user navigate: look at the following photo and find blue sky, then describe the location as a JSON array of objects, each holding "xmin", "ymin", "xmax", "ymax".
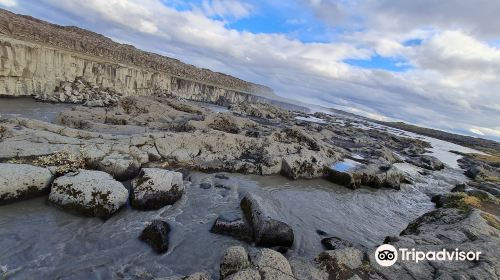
[{"xmin": 2, "ymin": 0, "xmax": 500, "ymax": 141}]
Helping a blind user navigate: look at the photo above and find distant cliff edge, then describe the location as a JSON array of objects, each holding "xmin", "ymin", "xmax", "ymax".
[{"xmin": 0, "ymin": 8, "xmax": 307, "ymax": 111}]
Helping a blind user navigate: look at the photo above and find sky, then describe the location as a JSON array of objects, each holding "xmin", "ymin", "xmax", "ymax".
[{"xmin": 2, "ymin": 0, "xmax": 500, "ymax": 141}]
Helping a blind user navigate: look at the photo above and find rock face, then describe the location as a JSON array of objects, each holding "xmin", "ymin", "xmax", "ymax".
[
  {"xmin": 131, "ymin": 168, "xmax": 184, "ymax": 210},
  {"xmin": 48, "ymin": 170, "xmax": 128, "ymax": 218},
  {"xmin": 0, "ymin": 163, "xmax": 53, "ymax": 205},
  {"xmin": 240, "ymin": 193, "xmax": 294, "ymax": 248},
  {"xmin": 0, "ymin": 9, "xmax": 276, "ymax": 103},
  {"xmin": 139, "ymin": 220, "xmax": 171, "ymax": 254},
  {"xmin": 316, "ymin": 248, "xmax": 365, "ymax": 279}
]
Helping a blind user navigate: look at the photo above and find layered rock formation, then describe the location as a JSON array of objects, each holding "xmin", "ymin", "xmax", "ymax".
[{"xmin": 0, "ymin": 8, "xmax": 286, "ymax": 106}]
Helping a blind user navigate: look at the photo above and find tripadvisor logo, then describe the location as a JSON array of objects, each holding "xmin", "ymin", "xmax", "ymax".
[{"xmin": 375, "ymin": 244, "xmax": 482, "ymax": 267}]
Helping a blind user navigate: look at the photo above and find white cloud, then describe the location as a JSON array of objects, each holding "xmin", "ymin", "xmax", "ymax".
[
  {"xmin": 0, "ymin": 0, "xmax": 16, "ymax": 7},
  {"xmin": 8, "ymin": 0, "xmax": 500, "ymax": 141},
  {"xmin": 200, "ymin": 0, "xmax": 253, "ymax": 20}
]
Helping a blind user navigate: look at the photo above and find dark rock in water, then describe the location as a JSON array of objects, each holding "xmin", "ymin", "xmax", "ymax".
[
  {"xmin": 215, "ymin": 184, "xmax": 231, "ymax": 190},
  {"xmin": 140, "ymin": 220, "xmax": 171, "ymax": 254},
  {"xmin": 321, "ymin": 236, "xmax": 353, "ymax": 250},
  {"xmin": 210, "ymin": 214, "xmax": 253, "ymax": 242},
  {"xmin": 245, "ymin": 130, "xmax": 261, "ymax": 138},
  {"xmin": 130, "ymin": 168, "xmax": 184, "ymax": 210},
  {"xmin": 215, "ymin": 173, "xmax": 230, "ymax": 180},
  {"xmin": 240, "ymin": 193, "xmax": 294, "ymax": 248},
  {"xmin": 451, "ymin": 183, "xmax": 467, "ymax": 193},
  {"xmin": 324, "ymin": 163, "xmax": 405, "ymax": 190},
  {"xmin": 316, "ymin": 229, "xmax": 328, "ymax": 236},
  {"xmin": 200, "ymin": 183, "xmax": 212, "ymax": 189},
  {"xmin": 431, "ymin": 194, "xmax": 445, "ymax": 208},
  {"xmin": 406, "ymin": 155, "xmax": 445, "ymax": 171}
]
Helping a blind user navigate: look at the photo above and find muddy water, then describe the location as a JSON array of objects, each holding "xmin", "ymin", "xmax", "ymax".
[
  {"xmin": 0, "ymin": 98, "xmax": 74, "ymax": 122},
  {"xmin": 0, "ymin": 98, "xmax": 472, "ymax": 279}
]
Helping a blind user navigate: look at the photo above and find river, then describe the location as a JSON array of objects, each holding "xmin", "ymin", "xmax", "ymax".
[{"xmin": 0, "ymin": 98, "xmax": 475, "ymax": 279}]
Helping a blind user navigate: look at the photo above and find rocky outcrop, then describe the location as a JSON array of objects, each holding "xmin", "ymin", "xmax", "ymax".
[
  {"xmin": 48, "ymin": 170, "xmax": 128, "ymax": 218},
  {"xmin": 131, "ymin": 168, "xmax": 184, "ymax": 210},
  {"xmin": 0, "ymin": 163, "xmax": 53, "ymax": 205},
  {"xmin": 324, "ymin": 163, "xmax": 406, "ymax": 190},
  {"xmin": 210, "ymin": 213, "xmax": 254, "ymax": 242},
  {"xmin": 406, "ymin": 154, "xmax": 445, "ymax": 171},
  {"xmin": 316, "ymin": 248, "xmax": 367, "ymax": 280},
  {"xmin": 139, "ymin": 220, "xmax": 171, "ymax": 254}
]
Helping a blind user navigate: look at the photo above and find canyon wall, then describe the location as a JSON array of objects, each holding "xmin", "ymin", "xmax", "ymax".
[
  {"xmin": 0, "ymin": 36, "xmax": 258, "ymax": 105},
  {"xmin": 0, "ymin": 8, "xmax": 279, "ymax": 105}
]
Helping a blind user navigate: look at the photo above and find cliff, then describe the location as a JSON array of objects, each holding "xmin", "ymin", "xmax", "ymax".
[{"xmin": 0, "ymin": 8, "xmax": 278, "ymax": 105}]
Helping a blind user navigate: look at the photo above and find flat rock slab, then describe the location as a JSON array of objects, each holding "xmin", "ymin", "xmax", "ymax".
[
  {"xmin": 0, "ymin": 163, "xmax": 53, "ymax": 205},
  {"xmin": 49, "ymin": 170, "xmax": 128, "ymax": 218},
  {"xmin": 131, "ymin": 168, "xmax": 184, "ymax": 210}
]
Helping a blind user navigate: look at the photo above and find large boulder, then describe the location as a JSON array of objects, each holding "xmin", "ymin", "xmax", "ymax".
[
  {"xmin": 210, "ymin": 213, "xmax": 254, "ymax": 242},
  {"xmin": 240, "ymin": 193, "xmax": 294, "ymax": 248},
  {"xmin": 140, "ymin": 220, "xmax": 171, "ymax": 254},
  {"xmin": 130, "ymin": 168, "xmax": 184, "ymax": 210},
  {"xmin": 253, "ymin": 248, "xmax": 295, "ymax": 280},
  {"xmin": 220, "ymin": 246, "xmax": 251, "ymax": 279},
  {"xmin": 49, "ymin": 170, "xmax": 128, "ymax": 218},
  {"xmin": 0, "ymin": 163, "xmax": 53, "ymax": 205},
  {"xmin": 325, "ymin": 163, "xmax": 405, "ymax": 190}
]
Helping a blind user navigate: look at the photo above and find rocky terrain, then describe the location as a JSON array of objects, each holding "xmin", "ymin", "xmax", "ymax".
[
  {"xmin": 1, "ymin": 8, "xmax": 499, "ymax": 280},
  {"xmin": 0, "ymin": 93, "xmax": 499, "ymax": 279}
]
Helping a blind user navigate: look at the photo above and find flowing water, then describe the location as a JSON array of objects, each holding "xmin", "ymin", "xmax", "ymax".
[{"xmin": 0, "ymin": 98, "xmax": 474, "ymax": 279}]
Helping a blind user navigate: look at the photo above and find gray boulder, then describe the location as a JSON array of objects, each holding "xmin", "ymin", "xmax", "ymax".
[
  {"xmin": 211, "ymin": 213, "xmax": 253, "ymax": 242},
  {"xmin": 131, "ymin": 168, "xmax": 184, "ymax": 210},
  {"xmin": 253, "ymin": 248, "xmax": 295, "ymax": 280},
  {"xmin": 95, "ymin": 152, "xmax": 141, "ymax": 181},
  {"xmin": 325, "ymin": 163, "xmax": 405, "ymax": 190},
  {"xmin": 225, "ymin": 269, "xmax": 261, "ymax": 280},
  {"xmin": 240, "ymin": 193, "xmax": 294, "ymax": 248},
  {"xmin": 49, "ymin": 170, "xmax": 128, "ymax": 218},
  {"xmin": 220, "ymin": 246, "xmax": 251, "ymax": 279},
  {"xmin": 0, "ymin": 163, "xmax": 53, "ymax": 205},
  {"xmin": 315, "ymin": 248, "xmax": 365, "ymax": 280}
]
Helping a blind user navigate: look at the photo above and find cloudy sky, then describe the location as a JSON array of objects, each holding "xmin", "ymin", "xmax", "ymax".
[{"xmin": 2, "ymin": 0, "xmax": 500, "ymax": 140}]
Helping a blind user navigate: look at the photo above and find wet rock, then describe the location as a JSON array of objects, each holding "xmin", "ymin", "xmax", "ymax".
[
  {"xmin": 210, "ymin": 213, "xmax": 253, "ymax": 242},
  {"xmin": 220, "ymin": 246, "xmax": 251, "ymax": 279},
  {"xmin": 131, "ymin": 168, "xmax": 184, "ymax": 210},
  {"xmin": 200, "ymin": 182, "xmax": 212, "ymax": 189},
  {"xmin": 406, "ymin": 155, "xmax": 445, "ymax": 171},
  {"xmin": 49, "ymin": 170, "xmax": 128, "ymax": 218},
  {"xmin": 0, "ymin": 163, "xmax": 53, "ymax": 205},
  {"xmin": 215, "ymin": 173, "xmax": 230, "ymax": 179},
  {"xmin": 139, "ymin": 220, "xmax": 171, "ymax": 254},
  {"xmin": 325, "ymin": 164, "xmax": 405, "ymax": 190},
  {"xmin": 240, "ymin": 193, "xmax": 294, "ymax": 248},
  {"xmin": 451, "ymin": 183, "xmax": 467, "ymax": 192},
  {"xmin": 321, "ymin": 237, "xmax": 353, "ymax": 250},
  {"xmin": 469, "ymin": 181, "xmax": 500, "ymax": 197}
]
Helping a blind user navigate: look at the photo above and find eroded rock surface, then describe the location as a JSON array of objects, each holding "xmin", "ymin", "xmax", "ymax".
[
  {"xmin": 48, "ymin": 170, "xmax": 128, "ymax": 218},
  {"xmin": 131, "ymin": 168, "xmax": 184, "ymax": 210},
  {"xmin": 0, "ymin": 163, "xmax": 53, "ymax": 205}
]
